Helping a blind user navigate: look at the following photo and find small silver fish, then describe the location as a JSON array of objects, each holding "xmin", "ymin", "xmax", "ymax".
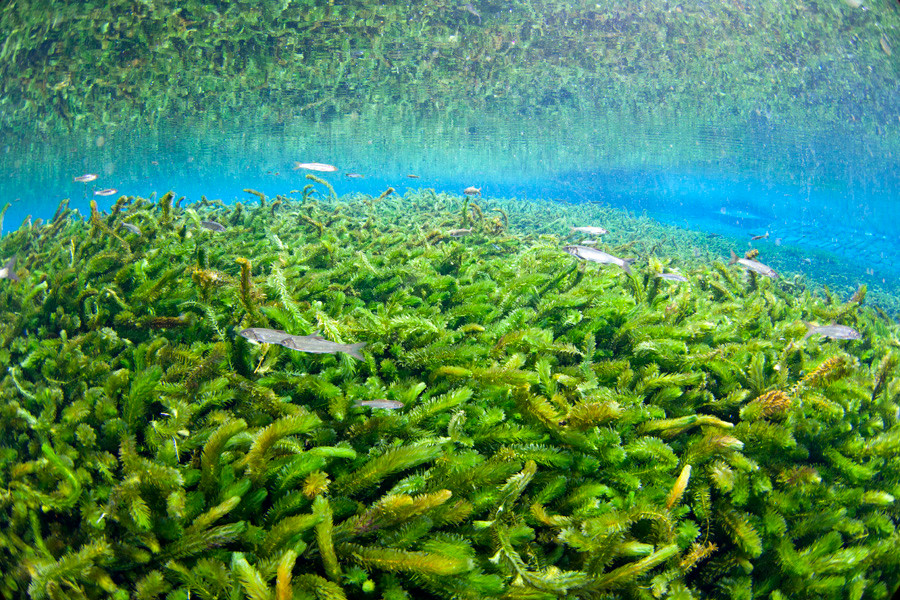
[
  {"xmin": 563, "ymin": 245, "xmax": 632, "ymax": 274},
  {"xmin": 238, "ymin": 327, "xmax": 295, "ymax": 345},
  {"xmin": 0, "ymin": 257, "xmax": 18, "ymax": 282},
  {"xmin": 729, "ymin": 250, "xmax": 778, "ymax": 278},
  {"xmin": 293, "ymin": 162, "xmax": 338, "ymax": 172},
  {"xmin": 74, "ymin": 173, "xmax": 98, "ymax": 183},
  {"xmin": 355, "ymin": 399, "xmax": 404, "ymax": 410},
  {"xmin": 200, "ymin": 220, "xmax": 226, "ymax": 232},
  {"xmin": 802, "ymin": 322, "xmax": 861, "ymax": 341},
  {"xmin": 750, "ymin": 231, "xmax": 769, "ymax": 241},
  {"xmin": 238, "ymin": 328, "xmax": 366, "ymax": 360},
  {"xmin": 345, "ymin": 173, "xmax": 365, "ymax": 179},
  {"xmin": 571, "ymin": 226, "xmax": 608, "ymax": 236},
  {"xmin": 656, "ymin": 272, "xmax": 688, "ymax": 282},
  {"xmin": 94, "ymin": 188, "xmax": 118, "ymax": 197},
  {"xmin": 121, "ymin": 223, "xmax": 141, "ymax": 236},
  {"xmin": 448, "ymin": 228, "xmax": 472, "ymax": 237},
  {"xmin": 462, "ymin": 1, "xmax": 481, "ymax": 22},
  {"xmin": 464, "ymin": 186, "xmax": 481, "ymax": 196}
]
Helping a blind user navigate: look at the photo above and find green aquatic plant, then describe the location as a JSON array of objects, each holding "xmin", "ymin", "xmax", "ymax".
[{"xmin": 0, "ymin": 189, "xmax": 898, "ymax": 599}]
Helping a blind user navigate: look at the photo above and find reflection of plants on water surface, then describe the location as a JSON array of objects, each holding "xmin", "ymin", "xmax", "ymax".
[
  {"xmin": 0, "ymin": 187, "xmax": 898, "ymax": 598},
  {"xmin": 0, "ymin": 0, "xmax": 897, "ymax": 134}
]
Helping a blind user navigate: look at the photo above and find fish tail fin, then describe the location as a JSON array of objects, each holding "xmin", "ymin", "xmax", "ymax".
[
  {"xmin": 729, "ymin": 250, "xmax": 738, "ymax": 265},
  {"xmin": 4, "ymin": 257, "xmax": 17, "ymax": 282},
  {"xmin": 621, "ymin": 261, "xmax": 632, "ymax": 275},
  {"xmin": 802, "ymin": 320, "xmax": 814, "ymax": 340},
  {"xmin": 345, "ymin": 342, "xmax": 366, "ymax": 361}
]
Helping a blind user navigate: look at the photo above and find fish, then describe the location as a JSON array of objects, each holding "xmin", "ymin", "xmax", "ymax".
[
  {"xmin": 462, "ymin": 1, "xmax": 482, "ymax": 22},
  {"xmin": 407, "ymin": 174, "xmax": 420, "ymax": 179},
  {"xmin": 121, "ymin": 223, "xmax": 141, "ymax": 236},
  {"xmin": 750, "ymin": 232, "xmax": 769, "ymax": 241},
  {"xmin": 94, "ymin": 188, "xmax": 118, "ymax": 196},
  {"xmin": 802, "ymin": 322, "xmax": 862, "ymax": 341},
  {"xmin": 464, "ymin": 186, "xmax": 481, "ymax": 196},
  {"xmin": 355, "ymin": 399, "xmax": 404, "ymax": 410},
  {"xmin": 238, "ymin": 328, "xmax": 366, "ymax": 360},
  {"xmin": 656, "ymin": 272, "xmax": 688, "ymax": 282},
  {"xmin": 578, "ymin": 240, "xmax": 598, "ymax": 245},
  {"xmin": 293, "ymin": 162, "xmax": 337, "ymax": 172},
  {"xmin": 448, "ymin": 228, "xmax": 472, "ymax": 237},
  {"xmin": 74, "ymin": 173, "xmax": 98, "ymax": 183},
  {"xmin": 345, "ymin": 173, "xmax": 365, "ymax": 179},
  {"xmin": 729, "ymin": 250, "xmax": 778, "ymax": 278},
  {"xmin": 238, "ymin": 327, "xmax": 296, "ymax": 345},
  {"xmin": 200, "ymin": 220, "xmax": 226, "ymax": 232},
  {"xmin": 563, "ymin": 245, "xmax": 632, "ymax": 274},
  {"xmin": 571, "ymin": 226, "xmax": 608, "ymax": 236},
  {"xmin": 0, "ymin": 257, "xmax": 18, "ymax": 282}
]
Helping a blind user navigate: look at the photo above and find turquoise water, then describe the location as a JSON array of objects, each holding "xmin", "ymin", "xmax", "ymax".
[{"xmin": 3, "ymin": 110, "xmax": 898, "ymax": 307}]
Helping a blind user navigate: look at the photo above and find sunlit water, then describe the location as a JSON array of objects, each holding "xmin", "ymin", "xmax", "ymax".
[{"xmin": 3, "ymin": 112, "xmax": 898, "ymax": 306}]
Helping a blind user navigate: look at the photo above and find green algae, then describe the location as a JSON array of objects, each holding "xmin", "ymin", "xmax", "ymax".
[
  {"xmin": 0, "ymin": 188, "xmax": 898, "ymax": 599},
  {"xmin": 0, "ymin": 0, "xmax": 898, "ymax": 140}
]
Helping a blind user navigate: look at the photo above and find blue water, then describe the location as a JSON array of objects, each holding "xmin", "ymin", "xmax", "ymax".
[{"xmin": 3, "ymin": 112, "xmax": 898, "ymax": 306}]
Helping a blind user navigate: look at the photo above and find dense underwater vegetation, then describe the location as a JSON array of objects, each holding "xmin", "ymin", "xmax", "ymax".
[
  {"xmin": 1, "ymin": 0, "xmax": 900, "ymax": 598},
  {"xmin": 0, "ymin": 187, "xmax": 898, "ymax": 599}
]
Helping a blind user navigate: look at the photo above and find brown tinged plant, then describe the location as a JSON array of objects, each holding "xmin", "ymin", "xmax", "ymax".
[
  {"xmin": 792, "ymin": 354, "xmax": 853, "ymax": 394},
  {"xmin": 740, "ymin": 389, "xmax": 792, "ymax": 420}
]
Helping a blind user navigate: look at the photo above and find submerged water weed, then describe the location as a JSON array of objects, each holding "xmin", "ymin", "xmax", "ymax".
[{"xmin": 0, "ymin": 189, "xmax": 898, "ymax": 599}]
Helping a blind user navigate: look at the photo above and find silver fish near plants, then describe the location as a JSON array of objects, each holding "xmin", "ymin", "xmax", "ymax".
[
  {"xmin": 729, "ymin": 250, "xmax": 778, "ymax": 278},
  {"xmin": 448, "ymin": 228, "xmax": 472, "ymax": 237},
  {"xmin": 121, "ymin": 223, "xmax": 141, "ymax": 236},
  {"xmin": 563, "ymin": 245, "xmax": 632, "ymax": 274},
  {"xmin": 238, "ymin": 327, "xmax": 297, "ymax": 345},
  {"xmin": 293, "ymin": 162, "xmax": 338, "ymax": 172},
  {"xmin": 238, "ymin": 328, "xmax": 366, "ymax": 360},
  {"xmin": 0, "ymin": 257, "xmax": 18, "ymax": 282},
  {"xmin": 802, "ymin": 322, "xmax": 862, "ymax": 341},
  {"xmin": 200, "ymin": 220, "xmax": 227, "ymax": 232},
  {"xmin": 571, "ymin": 226, "xmax": 608, "ymax": 236},
  {"xmin": 656, "ymin": 272, "xmax": 688, "ymax": 282},
  {"xmin": 355, "ymin": 399, "xmax": 404, "ymax": 410}
]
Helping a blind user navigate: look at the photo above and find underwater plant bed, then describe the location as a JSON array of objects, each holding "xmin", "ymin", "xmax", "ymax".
[{"xmin": 0, "ymin": 188, "xmax": 899, "ymax": 600}]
